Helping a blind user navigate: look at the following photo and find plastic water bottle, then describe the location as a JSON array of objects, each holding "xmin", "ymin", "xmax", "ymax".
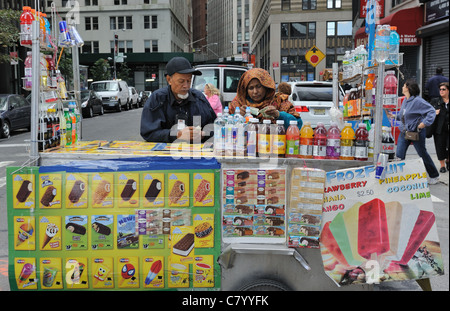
[
  {"xmin": 343, "ymin": 51, "xmax": 351, "ymax": 79},
  {"xmin": 383, "ymin": 71, "xmax": 398, "ymax": 109},
  {"xmin": 233, "ymin": 107, "xmax": 246, "ymax": 156},
  {"xmin": 74, "ymin": 102, "xmax": 82, "ymax": 142},
  {"xmin": 387, "ymin": 26, "xmax": 400, "ymax": 66},
  {"xmin": 24, "ymin": 52, "xmax": 33, "ymax": 89},
  {"xmin": 224, "ymin": 111, "xmax": 235, "ymax": 157},
  {"xmin": 244, "ymin": 107, "xmax": 252, "ymax": 123},
  {"xmin": 368, "ymin": 123, "xmax": 375, "ymax": 158},
  {"xmin": 246, "ymin": 118, "xmax": 258, "ymax": 157},
  {"xmin": 375, "ymin": 24, "xmax": 390, "ymax": 63},
  {"xmin": 326, "ymin": 122, "xmax": 341, "ymax": 159},
  {"xmin": 313, "ymin": 122, "xmax": 327, "ymax": 159},
  {"xmin": 20, "ymin": 6, "xmax": 34, "ymax": 46},
  {"xmin": 214, "ymin": 113, "xmax": 225, "ymax": 156}
]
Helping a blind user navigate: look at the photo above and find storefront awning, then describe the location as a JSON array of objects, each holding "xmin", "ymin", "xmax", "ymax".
[{"xmin": 355, "ymin": 6, "xmax": 424, "ymax": 48}]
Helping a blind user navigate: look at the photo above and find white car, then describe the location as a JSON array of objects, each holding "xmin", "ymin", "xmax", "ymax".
[
  {"xmin": 289, "ymin": 81, "xmax": 343, "ymax": 128},
  {"xmin": 128, "ymin": 86, "xmax": 139, "ymax": 109}
]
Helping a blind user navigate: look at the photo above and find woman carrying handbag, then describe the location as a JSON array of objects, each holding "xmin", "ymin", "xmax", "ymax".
[
  {"xmin": 430, "ymin": 82, "xmax": 449, "ymax": 173},
  {"xmin": 393, "ymin": 79, "xmax": 440, "ymax": 184}
]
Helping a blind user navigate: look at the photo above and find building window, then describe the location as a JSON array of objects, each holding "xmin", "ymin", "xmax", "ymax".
[
  {"xmin": 82, "ymin": 41, "xmax": 99, "ymax": 54},
  {"xmin": 114, "ymin": 0, "xmax": 127, "ymax": 4},
  {"xmin": 85, "ymin": 0, "xmax": 98, "ymax": 5},
  {"xmin": 144, "ymin": 40, "xmax": 159, "ymax": 53},
  {"xmin": 111, "ymin": 40, "xmax": 133, "ymax": 53},
  {"xmin": 302, "ymin": 0, "xmax": 317, "ymax": 10},
  {"xmin": 110, "ymin": 16, "xmax": 132, "ymax": 30},
  {"xmin": 281, "ymin": 22, "xmax": 316, "ymax": 39},
  {"xmin": 327, "ymin": 21, "xmax": 352, "ymax": 36},
  {"xmin": 85, "ymin": 17, "xmax": 98, "ymax": 31},
  {"xmin": 282, "ymin": 0, "xmax": 291, "ymax": 10},
  {"xmin": 327, "ymin": 0, "xmax": 341, "ymax": 9}
]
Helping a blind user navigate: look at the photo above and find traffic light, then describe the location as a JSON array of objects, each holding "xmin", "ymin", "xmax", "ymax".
[{"xmin": 114, "ymin": 34, "xmax": 119, "ymax": 41}]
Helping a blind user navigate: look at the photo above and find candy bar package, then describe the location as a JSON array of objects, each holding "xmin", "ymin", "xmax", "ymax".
[
  {"xmin": 320, "ymin": 159, "xmax": 444, "ymax": 286},
  {"xmin": 288, "ymin": 167, "xmax": 325, "ymax": 249},
  {"xmin": 222, "ymin": 168, "xmax": 286, "ymax": 243}
]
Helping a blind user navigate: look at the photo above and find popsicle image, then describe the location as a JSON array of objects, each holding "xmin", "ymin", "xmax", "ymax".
[
  {"xmin": 121, "ymin": 179, "xmax": 137, "ymax": 201},
  {"xmin": 169, "ymin": 180, "xmax": 185, "ymax": 204},
  {"xmin": 68, "ymin": 180, "xmax": 85, "ymax": 203},
  {"xmin": 16, "ymin": 180, "xmax": 33, "ymax": 203},
  {"xmin": 145, "ymin": 179, "xmax": 162, "ymax": 203},
  {"xmin": 320, "ymin": 222, "xmax": 348, "ymax": 265},
  {"xmin": 357, "ymin": 199, "xmax": 390, "ymax": 260},
  {"xmin": 42, "ymin": 223, "xmax": 59, "ymax": 249},
  {"xmin": 18, "ymin": 263, "xmax": 34, "ymax": 284},
  {"xmin": 329, "ymin": 212, "xmax": 363, "ymax": 267},
  {"xmin": 144, "ymin": 260, "xmax": 162, "ymax": 285},
  {"xmin": 93, "ymin": 180, "xmax": 111, "ymax": 205},
  {"xmin": 342, "ymin": 202, "xmax": 366, "ymax": 263},
  {"xmin": 396, "ymin": 210, "xmax": 435, "ymax": 265},
  {"xmin": 16, "ymin": 223, "xmax": 34, "ymax": 246},
  {"xmin": 385, "ymin": 202, "xmax": 420, "ymax": 261},
  {"xmin": 40, "ymin": 186, "xmax": 57, "ymax": 207}
]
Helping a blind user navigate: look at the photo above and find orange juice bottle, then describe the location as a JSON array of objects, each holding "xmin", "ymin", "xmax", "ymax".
[
  {"xmin": 340, "ymin": 122, "xmax": 355, "ymax": 160},
  {"xmin": 299, "ymin": 121, "xmax": 314, "ymax": 159}
]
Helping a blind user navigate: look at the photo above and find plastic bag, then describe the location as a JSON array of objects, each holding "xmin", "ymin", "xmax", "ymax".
[{"xmin": 330, "ymin": 106, "xmax": 344, "ymax": 130}]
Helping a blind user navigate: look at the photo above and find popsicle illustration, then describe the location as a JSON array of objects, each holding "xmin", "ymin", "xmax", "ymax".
[
  {"xmin": 385, "ymin": 202, "xmax": 420, "ymax": 261},
  {"xmin": 121, "ymin": 179, "xmax": 137, "ymax": 201},
  {"xmin": 18, "ymin": 263, "xmax": 34, "ymax": 284},
  {"xmin": 144, "ymin": 260, "xmax": 162, "ymax": 285},
  {"xmin": 40, "ymin": 186, "xmax": 57, "ymax": 207},
  {"xmin": 16, "ymin": 180, "xmax": 33, "ymax": 203},
  {"xmin": 68, "ymin": 180, "xmax": 85, "ymax": 204},
  {"xmin": 42, "ymin": 223, "xmax": 59, "ymax": 249},
  {"xmin": 396, "ymin": 210, "xmax": 435, "ymax": 265},
  {"xmin": 16, "ymin": 223, "xmax": 34, "ymax": 246},
  {"xmin": 342, "ymin": 202, "xmax": 366, "ymax": 263},
  {"xmin": 357, "ymin": 199, "xmax": 390, "ymax": 259},
  {"xmin": 329, "ymin": 212, "xmax": 363, "ymax": 267},
  {"xmin": 320, "ymin": 222, "xmax": 348, "ymax": 265}
]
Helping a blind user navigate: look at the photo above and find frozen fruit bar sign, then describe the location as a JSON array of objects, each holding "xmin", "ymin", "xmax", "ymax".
[{"xmin": 320, "ymin": 158, "xmax": 444, "ymax": 286}]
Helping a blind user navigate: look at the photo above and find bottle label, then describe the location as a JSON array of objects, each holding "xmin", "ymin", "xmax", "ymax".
[
  {"xmin": 299, "ymin": 144, "xmax": 313, "ymax": 156},
  {"xmin": 247, "ymin": 131, "xmax": 257, "ymax": 157},
  {"xmin": 355, "ymin": 146, "xmax": 368, "ymax": 159},
  {"xmin": 313, "ymin": 145, "xmax": 327, "ymax": 157},
  {"xmin": 272, "ymin": 135, "xmax": 286, "ymax": 155},
  {"xmin": 341, "ymin": 146, "xmax": 353, "ymax": 157},
  {"xmin": 286, "ymin": 140, "xmax": 299, "ymax": 155},
  {"xmin": 258, "ymin": 134, "xmax": 270, "ymax": 155}
]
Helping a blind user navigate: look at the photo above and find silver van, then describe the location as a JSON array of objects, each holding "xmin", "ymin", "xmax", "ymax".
[
  {"xmin": 90, "ymin": 80, "xmax": 130, "ymax": 112},
  {"xmin": 191, "ymin": 64, "xmax": 248, "ymax": 107}
]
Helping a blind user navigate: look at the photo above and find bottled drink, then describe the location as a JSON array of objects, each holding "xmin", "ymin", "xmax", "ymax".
[
  {"xmin": 299, "ymin": 121, "xmax": 314, "ymax": 159},
  {"xmin": 246, "ymin": 118, "xmax": 258, "ymax": 157},
  {"xmin": 69, "ymin": 103, "xmax": 77, "ymax": 144},
  {"xmin": 386, "ymin": 26, "xmax": 400, "ymax": 66},
  {"xmin": 64, "ymin": 108, "xmax": 72, "ymax": 146},
  {"xmin": 354, "ymin": 123, "xmax": 369, "ymax": 161},
  {"xmin": 326, "ymin": 122, "xmax": 341, "ymax": 159},
  {"xmin": 45, "ymin": 55, "xmax": 57, "ymax": 89},
  {"xmin": 356, "ymin": 86, "xmax": 362, "ymax": 116},
  {"xmin": 348, "ymin": 88, "xmax": 357, "ymax": 117},
  {"xmin": 340, "ymin": 123, "xmax": 355, "ymax": 160},
  {"xmin": 313, "ymin": 122, "xmax": 327, "ymax": 159},
  {"xmin": 383, "ymin": 70, "xmax": 398, "ymax": 109},
  {"xmin": 53, "ymin": 108, "xmax": 60, "ymax": 147},
  {"xmin": 375, "ymin": 24, "xmax": 390, "ymax": 63},
  {"xmin": 382, "ymin": 126, "xmax": 395, "ymax": 160},
  {"xmin": 258, "ymin": 119, "xmax": 271, "ymax": 158},
  {"xmin": 233, "ymin": 107, "xmax": 246, "ymax": 156},
  {"xmin": 59, "ymin": 107, "xmax": 66, "ymax": 147},
  {"xmin": 74, "ymin": 103, "xmax": 82, "ymax": 143},
  {"xmin": 45, "ymin": 108, "xmax": 53, "ymax": 149},
  {"xmin": 365, "ymin": 73, "xmax": 375, "ymax": 107},
  {"xmin": 343, "ymin": 51, "xmax": 351, "ymax": 79},
  {"xmin": 224, "ymin": 112, "xmax": 234, "ymax": 157},
  {"xmin": 37, "ymin": 11, "xmax": 46, "ymax": 48},
  {"xmin": 244, "ymin": 107, "xmax": 252, "ymax": 123},
  {"xmin": 213, "ymin": 112, "xmax": 225, "ymax": 156},
  {"xmin": 368, "ymin": 123, "xmax": 375, "ymax": 158},
  {"xmin": 350, "ymin": 50, "xmax": 356, "ymax": 77},
  {"xmin": 24, "ymin": 52, "xmax": 33, "ymax": 89},
  {"xmin": 272, "ymin": 120, "xmax": 286, "ymax": 158},
  {"xmin": 20, "ymin": 6, "xmax": 34, "ymax": 46},
  {"xmin": 42, "ymin": 13, "xmax": 52, "ymax": 49},
  {"xmin": 286, "ymin": 120, "xmax": 300, "ymax": 158},
  {"xmin": 38, "ymin": 107, "xmax": 46, "ymax": 151},
  {"xmin": 40, "ymin": 53, "xmax": 48, "ymax": 88}
]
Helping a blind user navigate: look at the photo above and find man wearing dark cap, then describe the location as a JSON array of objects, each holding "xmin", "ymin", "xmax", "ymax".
[
  {"xmin": 426, "ymin": 67, "xmax": 449, "ymax": 101},
  {"xmin": 140, "ymin": 57, "xmax": 216, "ymax": 142}
]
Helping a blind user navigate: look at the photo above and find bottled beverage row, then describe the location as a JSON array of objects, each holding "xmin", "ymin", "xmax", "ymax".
[
  {"xmin": 213, "ymin": 108, "xmax": 396, "ymax": 160},
  {"xmin": 38, "ymin": 102, "xmax": 82, "ymax": 151},
  {"xmin": 342, "ymin": 25, "xmax": 400, "ymax": 80},
  {"xmin": 20, "ymin": 6, "xmax": 84, "ymax": 49}
]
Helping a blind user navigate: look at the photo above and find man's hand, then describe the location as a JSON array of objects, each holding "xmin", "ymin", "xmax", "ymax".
[{"xmin": 177, "ymin": 126, "xmax": 203, "ymax": 143}]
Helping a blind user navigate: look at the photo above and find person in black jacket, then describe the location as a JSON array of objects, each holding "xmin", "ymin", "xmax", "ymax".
[
  {"xmin": 140, "ymin": 57, "xmax": 216, "ymax": 143},
  {"xmin": 430, "ymin": 82, "xmax": 449, "ymax": 173}
]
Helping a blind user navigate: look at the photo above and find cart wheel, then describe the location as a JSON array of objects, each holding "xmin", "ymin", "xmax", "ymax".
[{"xmin": 237, "ymin": 279, "xmax": 291, "ymax": 291}]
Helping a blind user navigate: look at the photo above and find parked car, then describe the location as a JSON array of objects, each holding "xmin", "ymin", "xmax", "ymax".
[
  {"xmin": 138, "ymin": 91, "xmax": 151, "ymax": 107},
  {"xmin": 0, "ymin": 94, "xmax": 31, "ymax": 138},
  {"xmin": 89, "ymin": 80, "xmax": 130, "ymax": 112},
  {"xmin": 80, "ymin": 90, "xmax": 104, "ymax": 118},
  {"xmin": 128, "ymin": 86, "xmax": 139, "ymax": 109},
  {"xmin": 191, "ymin": 64, "xmax": 248, "ymax": 107},
  {"xmin": 289, "ymin": 81, "xmax": 344, "ymax": 128}
]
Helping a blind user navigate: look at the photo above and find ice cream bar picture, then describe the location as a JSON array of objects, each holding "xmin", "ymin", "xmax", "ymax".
[
  {"xmin": 194, "ymin": 179, "xmax": 211, "ymax": 203},
  {"xmin": 92, "ymin": 222, "xmax": 111, "ymax": 236},
  {"xmin": 357, "ymin": 199, "xmax": 390, "ymax": 259},
  {"xmin": 40, "ymin": 186, "xmax": 57, "ymax": 207},
  {"xmin": 16, "ymin": 180, "xmax": 33, "ymax": 203},
  {"xmin": 144, "ymin": 260, "xmax": 162, "ymax": 285},
  {"xmin": 173, "ymin": 233, "xmax": 195, "ymax": 257},
  {"xmin": 66, "ymin": 222, "xmax": 87, "ymax": 235},
  {"xmin": 320, "ymin": 222, "xmax": 349, "ymax": 265},
  {"xmin": 68, "ymin": 180, "xmax": 85, "ymax": 203},
  {"xmin": 329, "ymin": 212, "xmax": 362, "ymax": 267},
  {"xmin": 121, "ymin": 179, "xmax": 137, "ymax": 201},
  {"xmin": 42, "ymin": 223, "xmax": 59, "ymax": 249},
  {"xmin": 16, "ymin": 223, "xmax": 34, "ymax": 247},
  {"xmin": 145, "ymin": 179, "xmax": 162, "ymax": 203},
  {"xmin": 169, "ymin": 180, "xmax": 185, "ymax": 204},
  {"xmin": 93, "ymin": 180, "xmax": 111, "ymax": 205},
  {"xmin": 18, "ymin": 263, "xmax": 34, "ymax": 284}
]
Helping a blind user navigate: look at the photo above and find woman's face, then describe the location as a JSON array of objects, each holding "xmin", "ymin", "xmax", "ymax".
[
  {"xmin": 440, "ymin": 86, "xmax": 449, "ymax": 98},
  {"xmin": 247, "ymin": 78, "xmax": 266, "ymax": 103},
  {"xmin": 402, "ymin": 84, "xmax": 409, "ymax": 96},
  {"xmin": 204, "ymin": 85, "xmax": 210, "ymax": 96}
]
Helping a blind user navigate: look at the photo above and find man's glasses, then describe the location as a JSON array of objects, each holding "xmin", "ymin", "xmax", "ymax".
[{"xmin": 440, "ymin": 88, "xmax": 447, "ymax": 91}]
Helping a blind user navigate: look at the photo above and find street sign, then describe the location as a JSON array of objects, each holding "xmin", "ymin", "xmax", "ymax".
[{"xmin": 305, "ymin": 46, "xmax": 325, "ymax": 67}]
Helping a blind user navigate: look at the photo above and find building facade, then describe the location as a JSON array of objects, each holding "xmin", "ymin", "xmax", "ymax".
[{"xmin": 251, "ymin": 0, "xmax": 354, "ymax": 83}]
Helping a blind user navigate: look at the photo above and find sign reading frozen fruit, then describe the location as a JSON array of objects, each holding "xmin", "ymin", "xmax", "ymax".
[{"xmin": 320, "ymin": 159, "xmax": 444, "ymax": 286}]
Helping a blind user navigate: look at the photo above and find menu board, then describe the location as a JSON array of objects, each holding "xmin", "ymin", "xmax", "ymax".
[
  {"xmin": 222, "ymin": 168, "xmax": 286, "ymax": 244},
  {"xmin": 7, "ymin": 157, "xmax": 221, "ymax": 291}
]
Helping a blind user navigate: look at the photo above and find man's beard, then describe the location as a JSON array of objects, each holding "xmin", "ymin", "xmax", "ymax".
[{"xmin": 177, "ymin": 93, "xmax": 189, "ymax": 100}]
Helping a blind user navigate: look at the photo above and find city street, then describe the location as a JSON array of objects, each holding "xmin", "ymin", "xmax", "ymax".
[{"xmin": 0, "ymin": 107, "xmax": 448, "ymax": 291}]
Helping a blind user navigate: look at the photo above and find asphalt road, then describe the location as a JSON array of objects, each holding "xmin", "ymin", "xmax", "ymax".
[{"xmin": 0, "ymin": 106, "xmax": 448, "ymax": 291}]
